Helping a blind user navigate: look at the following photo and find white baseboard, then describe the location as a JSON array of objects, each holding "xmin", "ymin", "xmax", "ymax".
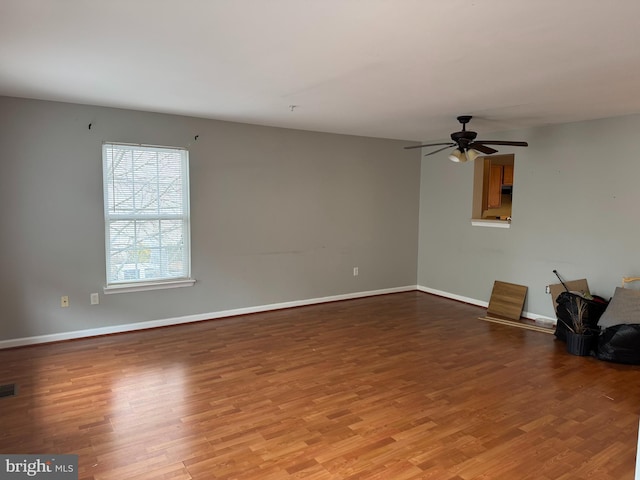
[
  {"xmin": 0, "ymin": 285, "xmax": 417, "ymax": 350},
  {"xmin": 417, "ymin": 285, "xmax": 556, "ymax": 325},
  {"xmin": 0, "ymin": 284, "xmax": 556, "ymax": 350},
  {"xmin": 418, "ymin": 286, "xmax": 489, "ymax": 308}
]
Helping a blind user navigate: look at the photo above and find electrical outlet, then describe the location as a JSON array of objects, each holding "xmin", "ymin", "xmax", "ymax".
[
  {"xmin": 545, "ymin": 285, "xmax": 551, "ymax": 294},
  {"xmin": 353, "ymin": 267, "xmax": 359, "ymax": 276},
  {"xmin": 61, "ymin": 296, "xmax": 69, "ymax": 308},
  {"xmin": 90, "ymin": 293, "xmax": 99, "ymax": 305}
]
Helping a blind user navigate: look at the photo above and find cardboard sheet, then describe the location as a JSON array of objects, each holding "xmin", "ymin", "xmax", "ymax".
[{"xmin": 548, "ymin": 279, "xmax": 589, "ymax": 312}]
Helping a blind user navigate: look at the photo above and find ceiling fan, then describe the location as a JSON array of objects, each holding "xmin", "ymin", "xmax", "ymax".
[{"xmin": 405, "ymin": 115, "xmax": 528, "ymax": 162}]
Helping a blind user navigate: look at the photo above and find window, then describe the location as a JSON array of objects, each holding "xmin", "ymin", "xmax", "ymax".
[
  {"xmin": 102, "ymin": 143, "xmax": 193, "ymax": 292},
  {"xmin": 472, "ymin": 154, "xmax": 515, "ymax": 228}
]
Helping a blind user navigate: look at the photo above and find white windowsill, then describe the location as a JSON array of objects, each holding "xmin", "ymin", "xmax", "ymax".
[
  {"xmin": 104, "ymin": 278, "xmax": 196, "ymax": 294},
  {"xmin": 471, "ymin": 219, "xmax": 511, "ymax": 228}
]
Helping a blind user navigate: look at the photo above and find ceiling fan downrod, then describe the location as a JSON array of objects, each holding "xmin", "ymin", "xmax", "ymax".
[{"xmin": 457, "ymin": 115, "xmax": 473, "ymax": 130}]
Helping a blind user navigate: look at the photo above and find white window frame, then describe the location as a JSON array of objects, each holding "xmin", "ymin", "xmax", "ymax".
[{"xmin": 102, "ymin": 142, "xmax": 195, "ymax": 294}]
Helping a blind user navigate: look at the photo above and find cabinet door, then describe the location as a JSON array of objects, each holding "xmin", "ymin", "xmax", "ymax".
[
  {"xmin": 503, "ymin": 164, "xmax": 514, "ymax": 185},
  {"xmin": 487, "ymin": 164, "xmax": 503, "ymax": 208}
]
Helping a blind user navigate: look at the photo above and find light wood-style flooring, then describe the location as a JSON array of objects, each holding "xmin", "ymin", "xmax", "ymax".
[{"xmin": 1, "ymin": 292, "xmax": 639, "ymax": 479}]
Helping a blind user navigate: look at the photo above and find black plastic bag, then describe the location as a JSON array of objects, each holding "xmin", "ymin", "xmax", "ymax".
[
  {"xmin": 554, "ymin": 292, "xmax": 609, "ymax": 341},
  {"xmin": 596, "ymin": 324, "xmax": 640, "ymax": 364}
]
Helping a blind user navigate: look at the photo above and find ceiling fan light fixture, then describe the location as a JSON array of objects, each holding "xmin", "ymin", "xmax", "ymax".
[
  {"xmin": 449, "ymin": 149, "xmax": 465, "ymax": 162},
  {"xmin": 465, "ymin": 149, "xmax": 481, "ymax": 162}
]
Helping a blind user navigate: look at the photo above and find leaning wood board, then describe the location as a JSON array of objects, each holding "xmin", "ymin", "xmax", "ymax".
[{"xmin": 486, "ymin": 280, "xmax": 528, "ymax": 321}]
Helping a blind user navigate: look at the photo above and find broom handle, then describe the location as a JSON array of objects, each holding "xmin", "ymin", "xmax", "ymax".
[{"xmin": 553, "ymin": 269, "xmax": 570, "ymax": 292}]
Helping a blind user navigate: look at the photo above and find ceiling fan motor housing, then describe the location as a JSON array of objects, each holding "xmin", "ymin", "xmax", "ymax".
[{"xmin": 450, "ymin": 130, "xmax": 477, "ymax": 149}]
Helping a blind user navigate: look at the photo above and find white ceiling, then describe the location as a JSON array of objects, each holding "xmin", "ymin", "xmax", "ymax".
[{"xmin": 2, "ymin": 0, "xmax": 640, "ymax": 142}]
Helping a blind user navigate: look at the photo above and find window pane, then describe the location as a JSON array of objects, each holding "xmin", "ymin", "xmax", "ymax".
[{"xmin": 103, "ymin": 143, "xmax": 191, "ymax": 285}]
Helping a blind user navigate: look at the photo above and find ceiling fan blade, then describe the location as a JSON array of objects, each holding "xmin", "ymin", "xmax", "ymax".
[
  {"xmin": 469, "ymin": 143, "xmax": 498, "ymax": 155},
  {"xmin": 404, "ymin": 142, "xmax": 454, "ymax": 150},
  {"xmin": 423, "ymin": 145, "xmax": 454, "ymax": 157},
  {"xmin": 474, "ymin": 140, "xmax": 529, "ymax": 147}
]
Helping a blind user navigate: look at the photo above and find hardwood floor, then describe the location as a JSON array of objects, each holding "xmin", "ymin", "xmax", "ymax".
[{"xmin": 1, "ymin": 291, "xmax": 639, "ymax": 479}]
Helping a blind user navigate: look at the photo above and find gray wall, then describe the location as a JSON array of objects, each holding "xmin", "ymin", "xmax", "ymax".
[
  {"xmin": 418, "ymin": 114, "xmax": 640, "ymax": 318},
  {"xmin": 0, "ymin": 96, "xmax": 421, "ymax": 341},
  {"xmin": 4, "ymin": 94, "xmax": 636, "ymax": 341}
]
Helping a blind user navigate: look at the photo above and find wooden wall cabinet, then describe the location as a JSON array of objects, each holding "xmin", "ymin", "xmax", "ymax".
[
  {"xmin": 487, "ymin": 164, "xmax": 504, "ymax": 208},
  {"xmin": 487, "ymin": 162, "xmax": 514, "ymax": 209},
  {"xmin": 503, "ymin": 164, "xmax": 514, "ymax": 185}
]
